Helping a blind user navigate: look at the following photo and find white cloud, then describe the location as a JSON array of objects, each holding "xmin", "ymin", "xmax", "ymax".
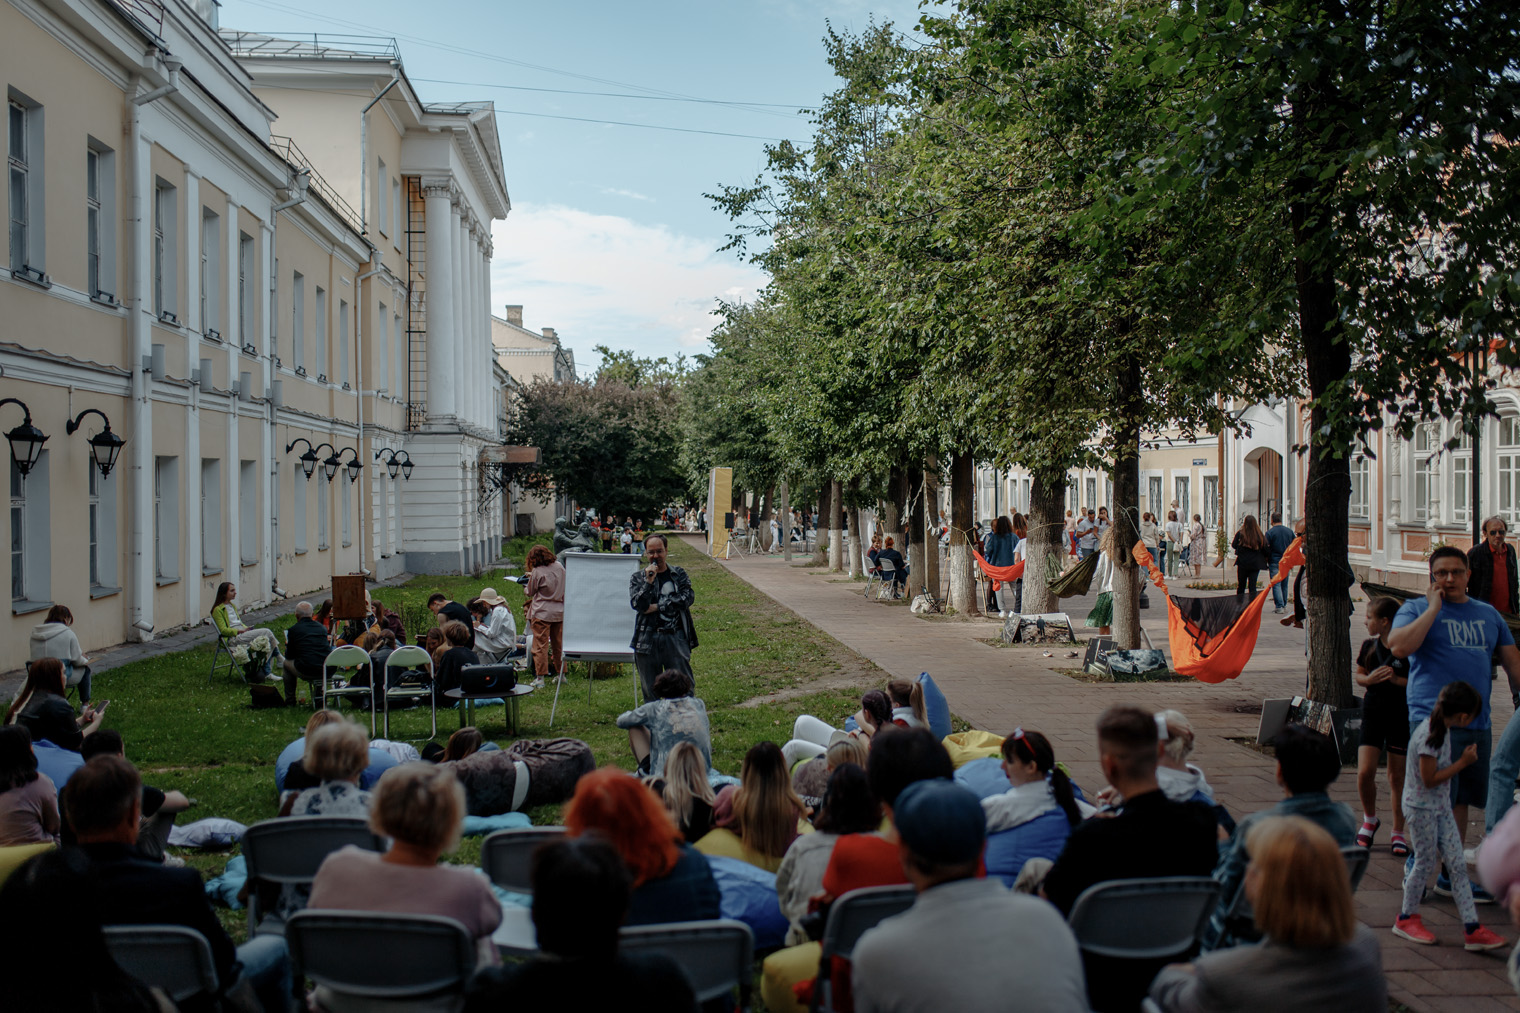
[
  {"xmin": 490, "ymin": 203, "xmax": 766, "ymax": 369},
  {"xmin": 597, "ymin": 186, "xmax": 655, "ymax": 203}
]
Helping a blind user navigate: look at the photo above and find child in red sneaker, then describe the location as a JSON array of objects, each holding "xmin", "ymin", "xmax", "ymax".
[{"xmin": 1395, "ymin": 681, "xmax": 1507, "ymax": 950}]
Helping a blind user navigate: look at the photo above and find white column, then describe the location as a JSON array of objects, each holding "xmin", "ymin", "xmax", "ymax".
[
  {"xmin": 472, "ymin": 234, "xmax": 486, "ymax": 429},
  {"xmin": 423, "ymin": 181, "xmax": 456, "ymax": 421},
  {"xmin": 452, "ymin": 205, "xmax": 469, "ymax": 427}
]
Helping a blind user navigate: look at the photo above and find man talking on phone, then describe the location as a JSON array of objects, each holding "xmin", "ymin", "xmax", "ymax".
[
  {"xmin": 629, "ymin": 533, "xmax": 698, "ymax": 702},
  {"xmin": 1389, "ymin": 545, "xmax": 1520, "ymax": 898}
]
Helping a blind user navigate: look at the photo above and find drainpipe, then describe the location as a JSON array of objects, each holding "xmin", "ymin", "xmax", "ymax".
[
  {"xmin": 125, "ymin": 53, "xmax": 181, "ymax": 641},
  {"xmin": 355, "ymin": 248, "xmax": 383, "ymax": 578},
  {"xmin": 359, "ymin": 64, "xmax": 402, "ymax": 240}
]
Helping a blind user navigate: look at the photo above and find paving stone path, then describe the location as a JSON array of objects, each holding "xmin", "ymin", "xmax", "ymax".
[{"xmin": 692, "ymin": 537, "xmax": 1520, "ymax": 1012}]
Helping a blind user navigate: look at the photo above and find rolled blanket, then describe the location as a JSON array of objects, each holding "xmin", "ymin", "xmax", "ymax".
[{"xmin": 443, "ymin": 737, "xmax": 594, "ymax": 816}]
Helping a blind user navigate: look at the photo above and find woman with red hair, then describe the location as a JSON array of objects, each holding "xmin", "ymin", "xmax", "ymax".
[{"xmin": 564, "ymin": 766, "xmax": 720, "ymax": 926}]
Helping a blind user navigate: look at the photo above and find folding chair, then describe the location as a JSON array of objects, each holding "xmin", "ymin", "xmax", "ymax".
[
  {"xmin": 862, "ymin": 558, "xmax": 883, "ymax": 597},
  {"xmin": 620, "ymin": 919, "xmax": 755, "ymax": 1010},
  {"xmin": 207, "ymin": 616, "xmax": 237, "ymax": 684},
  {"xmin": 103, "ymin": 924, "xmax": 219, "ymax": 1004},
  {"xmin": 286, "ymin": 910, "xmax": 476, "ymax": 1007},
  {"xmin": 319, "ymin": 645, "xmax": 374, "ymax": 729},
  {"xmin": 875, "ymin": 558, "xmax": 900, "ymax": 600},
  {"xmin": 382, "ymin": 645, "xmax": 436, "ymax": 741},
  {"xmin": 815, "ymin": 885, "xmax": 916, "ymax": 1012},
  {"xmin": 241, "ymin": 816, "xmax": 384, "ymax": 937},
  {"xmin": 1067, "ymin": 877, "xmax": 1220, "ymax": 960},
  {"xmin": 1209, "ymin": 845, "xmax": 1370, "ymax": 952},
  {"xmin": 481, "ymin": 826, "xmax": 566, "ymax": 954}
]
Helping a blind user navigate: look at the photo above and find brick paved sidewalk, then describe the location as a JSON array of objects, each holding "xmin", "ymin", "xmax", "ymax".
[{"xmin": 690, "ymin": 537, "xmax": 1520, "ymax": 1012}]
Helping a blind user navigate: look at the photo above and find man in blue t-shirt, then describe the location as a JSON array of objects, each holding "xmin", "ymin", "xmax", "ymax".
[
  {"xmin": 1390, "ymin": 546, "xmax": 1520, "ymax": 874},
  {"xmin": 1264, "ymin": 513, "xmax": 1295, "ymax": 614}
]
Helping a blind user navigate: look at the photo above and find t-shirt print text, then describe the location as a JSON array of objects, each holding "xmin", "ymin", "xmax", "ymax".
[{"xmin": 1442, "ymin": 618, "xmax": 1492, "ymax": 650}]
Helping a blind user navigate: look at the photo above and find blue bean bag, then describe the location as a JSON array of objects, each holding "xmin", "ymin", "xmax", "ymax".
[
  {"xmin": 984, "ymin": 809, "xmax": 1077, "ymax": 887},
  {"xmin": 917, "ymin": 672, "xmax": 952, "ymax": 740},
  {"xmin": 955, "ymin": 757, "xmax": 1012, "ymax": 800},
  {"xmin": 707, "ymin": 855, "xmax": 789, "ymax": 950},
  {"xmin": 275, "ymin": 737, "xmax": 398, "ymax": 792}
]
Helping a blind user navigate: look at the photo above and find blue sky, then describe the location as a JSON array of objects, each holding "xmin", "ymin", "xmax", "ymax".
[{"xmin": 222, "ymin": 0, "xmax": 927, "ymax": 372}]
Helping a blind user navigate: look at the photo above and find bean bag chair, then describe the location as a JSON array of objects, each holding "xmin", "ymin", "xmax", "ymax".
[
  {"xmin": 761, "ymin": 941, "xmax": 821, "ymax": 1013},
  {"xmin": 708, "ymin": 855, "xmax": 789, "ymax": 950},
  {"xmin": 954, "ymin": 756, "xmax": 1012, "ymax": 799},
  {"xmin": 694, "ymin": 827, "xmax": 785, "ymax": 875},
  {"xmin": 275, "ymin": 737, "xmax": 398, "ymax": 792},
  {"xmin": 916, "ymin": 672, "xmax": 952, "ymax": 740},
  {"xmin": 984, "ymin": 809, "xmax": 1076, "ymax": 887},
  {"xmin": 0, "ymin": 843, "xmax": 53, "ymax": 891},
  {"xmin": 942, "ymin": 730, "xmax": 1004, "ymax": 769},
  {"xmin": 442, "ymin": 737, "xmax": 594, "ymax": 816}
]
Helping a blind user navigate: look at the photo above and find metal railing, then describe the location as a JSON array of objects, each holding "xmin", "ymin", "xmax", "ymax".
[
  {"xmin": 220, "ymin": 31, "xmax": 399, "ymax": 62},
  {"xmin": 110, "ymin": 0, "xmax": 165, "ymax": 36},
  {"xmin": 266, "ymin": 135, "xmax": 364, "ymax": 236}
]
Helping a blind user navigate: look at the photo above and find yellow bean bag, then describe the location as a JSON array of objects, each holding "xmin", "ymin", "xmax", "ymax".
[
  {"xmin": 693, "ymin": 827, "xmax": 786, "ymax": 874},
  {"xmin": 943, "ymin": 730, "xmax": 1005, "ymax": 768},
  {"xmin": 761, "ymin": 941, "xmax": 821, "ymax": 1013},
  {"xmin": 0, "ymin": 843, "xmax": 54, "ymax": 890}
]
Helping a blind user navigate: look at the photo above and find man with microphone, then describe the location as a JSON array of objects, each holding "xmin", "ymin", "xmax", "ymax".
[{"xmin": 629, "ymin": 534, "xmax": 698, "ymax": 702}]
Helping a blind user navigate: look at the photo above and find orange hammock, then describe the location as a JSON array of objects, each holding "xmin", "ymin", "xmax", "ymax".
[
  {"xmin": 973, "ymin": 549, "xmax": 1026, "ymax": 590},
  {"xmin": 1133, "ymin": 537, "xmax": 1305, "ymax": 684}
]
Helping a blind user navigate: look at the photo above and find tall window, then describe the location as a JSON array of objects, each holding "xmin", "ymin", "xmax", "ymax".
[
  {"xmin": 237, "ymin": 232, "xmax": 253, "ymax": 345},
  {"xmin": 391, "ymin": 178, "xmax": 402, "ymax": 242},
  {"xmin": 314, "ymin": 286, "xmax": 327, "ymax": 381},
  {"xmin": 338, "ymin": 300, "xmax": 349, "ymax": 387},
  {"xmin": 291, "ymin": 272, "xmax": 305, "ymax": 373},
  {"xmin": 1147, "ymin": 476, "xmax": 1162, "ymax": 521},
  {"xmin": 376, "ymin": 158, "xmax": 388, "ymax": 235},
  {"xmin": 200, "ymin": 209, "xmax": 220, "ymax": 335},
  {"xmin": 378, "ymin": 301, "xmax": 389, "ymax": 392},
  {"xmin": 1451, "ymin": 427, "xmax": 1472, "ymax": 525},
  {"xmin": 1020, "ymin": 478, "xmax": 1030, "ymax": 514},
  {"xmin": 1203, "ymin": 475, "xmax": 1219, "ymax": 528},
  {"xmin": 84, "ymin": 141, "xmax": 116, "ymax": 300},
  {"xmin": 1413, "ymin": 424, "xmax": 1435, "ymax": 522},
  {"xmin": 201, "ymin": 459, "xmax": 222, "ymax": 574},
  {"xmin": 87, "ymin": 464, "xmax": 117, "ymax": 591},
  {"xmin": 88, "ymin": 467, "xmax": 99, "ymax": 587},
  {"xmin": 317, "ymin": 477, "xmax": 329, "ymax": 551},
  {"xmin": 1085, "ymin": 477, "xmax": 1097, "ymax": 511},
  {"xmin": 1350, "ymin": 456, "xmax": 1370, "ymax": 519},
  {"xmin": 154, "ymin": 456, "xmax": 179, "ymax": 581},
  {"xmin": 394, "ymin": 310, "xmax": 404, "ymax": 394},
  {"xmin": 8, "ymin": 97, "xmax": 42, "ymax": 274},
  {"xmin": 9, "ymin": 453, "xmax": 50, "ymax": 604},
  {"xmin": 152, "ymin": 181, "xmax": 178, "ymax": 319},
  {"xmin": 293, "ymin": 464, "xmax": 307, "ymax": 553},
  {"xmin": 341, "ymin": 479, "xmax": 351, "ymax": 548},
  {"xmin": 10, "ymin": 467, "xmax": 23, "ymax": 601},
  {"xmin": 1500, "ymin": 415, "xmax": 1520, "ymax": 526},
  {"xmin": 239, "ymin": 461, "xmax": 257, "ymax": 565},
  {"xmin": 86, "ymin": 149, "xmax": 101, "ymax": 295},
  {"xmin": 1175, "ymin": 476, "xmax": 1191, "ymax": 523}
]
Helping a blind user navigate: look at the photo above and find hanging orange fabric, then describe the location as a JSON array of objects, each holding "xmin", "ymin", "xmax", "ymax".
[
  {"xmin": 972, "ymin": 549, "xmax": 1026, "ymax": 590},
  {"xmin": 1132, "ymin": 537, "xmax": 1305, "ymax": 684}
]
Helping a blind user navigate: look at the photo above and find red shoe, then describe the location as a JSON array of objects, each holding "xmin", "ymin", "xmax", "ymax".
[
  {"xmin": 1391, "ymin": 833, "xmax": 1411, "ymax": 857},
  {"xmin": 1465, "ymin": 925, "xmax": 1506, "ymax": 951},
  {"xmin": 1357, "ymin": 816, "xmax": 1381, "ymax": 848},
  {"xmin": 1393, "ymin": 915, "xmax": 1436, "ymax": 945}
]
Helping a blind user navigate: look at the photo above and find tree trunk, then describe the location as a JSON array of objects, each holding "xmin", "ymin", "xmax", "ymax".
[
  {"xmin": 880, "ymin": 470, "xmax": 901, "ymax": 543},
  {"xmin": 780, "ymin": 480, "xmax": 792, "ymax": 561},
  {"xmin": 757, "ymin": 486, "xmax": 774, "ymax": 550},
  {"xmin": 906, "ymin": 464, "xmax": 925, "ymax": 593},
  {"xmin": 812, "ymin": 481, "xmax": 833, "ymax": 567},
  {"xmin": 828, "ymin": 479, "xmax": 844, "ymax": 572},
  {"xmin": 847, "ymin": 482, "xmax": 863, "ymax": 578},
  {"xmin": 949, "ymin": 452, "xmax": 979, "ymax": 615},
  {"xmin": 1110, "ymin": 351, "xmax": 1143, "ymax": 649},
  {"xmin": 921, "ymin": 456, "xmax": 942, "ymax": 601},
  {"xmin": 1024, "ymin": 468, "xmax": 1067, "ymax": 615}
]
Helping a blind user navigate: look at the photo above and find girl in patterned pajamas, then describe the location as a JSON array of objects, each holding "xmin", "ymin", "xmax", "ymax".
[{"xmin": 1394, "ymin": 680, "xmax": 1506, "ymax": 950}]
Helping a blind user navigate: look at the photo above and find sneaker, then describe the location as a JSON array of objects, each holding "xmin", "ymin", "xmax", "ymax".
[
  {"xmin": 1393, "ymin": 915, "xmax": 1437, "ymax": 945},
  {"xmin": 1464, "ymin": 925, "xmax": 1507, "ymax": 951},
  {"xmin": 1357, "ymin": 816, "xmax": 1381, "ymax": 848},
  {"xmin": 1473, "ymin": 883, "xmax": 1496, "ymax": 904},
  {"xmin": 1434, "ymin": 872, "xmax": 1454, "ymax": 897}
]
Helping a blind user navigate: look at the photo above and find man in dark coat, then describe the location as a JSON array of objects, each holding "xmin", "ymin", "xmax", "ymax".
[{"xmin": 629, "ymin": 534, "xmax": 697, "ymax": 703}]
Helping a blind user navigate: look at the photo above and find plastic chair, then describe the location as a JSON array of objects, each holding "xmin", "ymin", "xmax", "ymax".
[
  {"xmin": 815, "ymin": 885, "xmax": 916, "ymax": 1012},
  {"xmin": 286, "ymin": 910, "xmax": 476, "ymax": 1004},
  {"xmin": 875, "ymin": 558, "xmax": 899, "ymax": 600},
  {"xmin": 319, "ymin": 645, "xmax": 374, "ymax": 728},
  {"xmin": 382, "ymin": 645, "xmax": 436, "ymax": 741},
  {"xmin": 481, "ymin": 826, "xmax": 566, "ymax": 954},
  {"xmin": 241, "ymin": 817, "xmax": 384, "ymax": 937},
  {"xmin": 1067, "ymin": 876, "xmax": 1220, "ymax": 960},
  {"xmin": 620, "ymin": 919, "xmax": 755, "ymax": 1009},
  {"xmin": 207, "ymin": 615, "xmax": 237, "ymax": 684},
  {"xmin": 103, "ymin": 924, "xmax": 219, "ymax": 1003}
]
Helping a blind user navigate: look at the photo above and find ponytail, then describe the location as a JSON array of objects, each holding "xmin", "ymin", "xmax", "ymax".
[
  {"xmin": 1003, "ymin": 728, "xmax": 1081, "ymax": 826},
  {"xmin": 1049, "ymin": 766, "xmax": 1082, "ymax": 828},
  {"xmin": 886, "ymin": 679, "xmax": 926, "ymax": 727},
  {"xmin": 1427, "ymin": 681, "xmax": 1482, "ymax": 750}
]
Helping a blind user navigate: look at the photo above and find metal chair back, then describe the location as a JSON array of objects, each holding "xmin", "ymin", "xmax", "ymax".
[
  {"xmin": 286, "ymin": 910, "xmax": 475, "ymax": 1001},
  {"xmin": 1067, "ymin": 876, "xmax": 1220, "ymax": 960},
  {"xmin": 816, "ymin": 886, "xmax": 916, "ymax": 1013},
  {"xmin": 103, "ymin": 924, "xmax": 219, "ymax": 1003},
  {"xmin": 620, "ymin": 919, "xmax": 755, "ymax": 1008},
  {"xmin": 383, "ymin": 645, "xmax": 436, "ymax": 740},
  {"xmin": 480, "ymin": 826, "xmax": 567, "ymax": 894},
  {"xmin": 242, "ymin": 817, "xmax": 384, "ymax": 936},
  {"xmin": 321, "ymin": 645, "xmax": 374, "ymax": 727}
]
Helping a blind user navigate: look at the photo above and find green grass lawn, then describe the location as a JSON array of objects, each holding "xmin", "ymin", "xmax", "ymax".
[{"xmin": 24, "ymin": 535, "xmax": 884, "ymax": 941}]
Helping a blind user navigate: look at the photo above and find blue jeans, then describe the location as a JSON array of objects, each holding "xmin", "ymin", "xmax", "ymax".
[
  {"xmin": 1488, "ymin": 711, "xmax": 1520, "ymax": 833},
  {"xmin": 1078, "ymin": 547, "xmax": 1093, "ymax": 560},
  {"xmin": 1271, "ymin": 570, "xmax": 1287, "ymax": 609},
  {"xmin": 1157, "ymin": 545, "xmax": 1167, "ymax": 573},
  {"xmin": 237, "ymin": 934, "xmax": 291, "ymax": 1013}
]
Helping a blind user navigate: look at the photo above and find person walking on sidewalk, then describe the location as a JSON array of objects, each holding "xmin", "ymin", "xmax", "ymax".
[
  {"xmin": 630, "ymin": 534, "xmax": 698, "ymax": 703},
  {"xmin": 1265, "ymin": 513, "xmax": 1295, "ymax": 614}
]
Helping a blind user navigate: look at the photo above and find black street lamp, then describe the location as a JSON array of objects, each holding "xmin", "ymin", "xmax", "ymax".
[
  {"xmin": 335, "ymin": 447, "xmax": 362, "ymax": 484},
  {"xmin": 285, "ymin": 438, "xmax": 322, "ymax": 480},
  {"xmin": 375, "ymin": 447, "xmax": 404, "ymax": 480},
  {"xmin": 65, "ymin": 408, "xmax": 126, "ymax": 479},
  {"xmin": 397, "ymin": 451, "xmax": 413, "ymax": 480},
  {"xmin": 0, "ymin": 398, "xmax": 48, "ymax": 478},
  {"xmin": 315, "ymin": 443, "xmax": 340, "ymax": 483}
]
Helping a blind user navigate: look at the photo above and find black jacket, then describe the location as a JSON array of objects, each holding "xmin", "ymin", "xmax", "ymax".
[
  {"xmin": 1232, "ymin": 532, "xmax": 1271, "ymax": 573},
  {"xmin": 16, "ymin": 691, "xmax": 82, "ymax": 751},
  {"xmin": 285, "ymin": 617, "xmax": 331, "ymax": 675},
  {"xmin": 1469, "ymin": 541, "xmax": 1518, "ymax": 615},
  {"xmin": 629, "ymin": 565, "xmax": 697, "ymax": 654},
  {"xmin": 439, "ymin": 601, "xmax": 476, "ymax": 649}
]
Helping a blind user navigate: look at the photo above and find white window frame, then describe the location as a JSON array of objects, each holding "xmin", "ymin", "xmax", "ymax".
[
  {"xmin": 1174, "ymin": 475, "xmax": 1191, "ymax": 525},
  {"xmin": 237, "ymin": 232, "xmax": 253, "ymax": 346},
  {"xmin": 314, "ymin": 285, "xmax": 327, "ymax": 382},
  {"xmin": 201, "ymin": 459, "xmax": 222, "ymax": 575},
  {"xmin": 391, "ymin": 177, "xmax": 402, "ymax": 245},
  {"xmin": 317, "ymin": 476, "xmax": 329, "ymax": 551},
  {"xmin": 85, "ymin": 140, "xmax": 116, "ymax": 300},
  {"xmin": 293, "ymin": 463, "xmax": 308, "ymax": 553},
  {"xmin": 1450, "ymin": 425, "xmax": 1472, "ymax": 526},
  {"xmin": 341, "ymin": 479, "xmax": 351, "ymax": 548},
  {"xmin": 8, "ymin": 93, "xmax": 46, "ymax": 278},
  {"xmin": 239, "ymin": 460, "xmax": 257, "ymax": 565},
  {"xmin": 10, "ymin": 453, "xmax": 51, "ymax": 609},
  {"xmin": 1202, "ymin": 474, "xmax": 1219, "ymax": 529},
  {"xmin": 153, "ymin": 179, "xmax": 178, "ymax": 322},
  {"xmin": 154, "ymin": 456, "xmax": 179, "ymax": 583},
  {"xmin": 1084, "ymin": 477, "xmax": 1097, "ymax": 511},
  {"xmin": 394, "ymin": 309, "xmax": 404, "ymax": 398},
  {"xmin": 377, "ymin": 157, "xmax": 388, "ymax": 236},
  {"xmin": 1350, "ymin": 455, "xmax": 1370, "ymax": 520},
  {"xmin": 88, "ymin": 464, "xmax": 119, "ymax": 593},
  {"xmin": 338, "ymin": 299, "xmax": 349, "ymax": 388},
  {"xmin": 378, "ymin": 301, "xmax": 389, "ymax": 392},
  {"xmin": 1500, "ymin": 414, "xmax": 1520, "ymax": 527},
  {"xmin": 1146, "ymin": 475, "xmax": 1163, "ymax": 522},
  {"xmin": 200, "ymin": 208, "xmax": 221, "ymax": 337},
  {"xmin": 1413, "ymin": 423, "xmax": 1435, "ymax": 522},
  {"xmin": 291, "ymin": 271, "xmax": 305, "ymax": 375}
]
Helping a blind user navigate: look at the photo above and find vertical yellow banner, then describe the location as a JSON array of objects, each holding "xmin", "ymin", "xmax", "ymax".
[{"xmin": 707, "ymin": 467, "xmax": 733, "ymax": 557}]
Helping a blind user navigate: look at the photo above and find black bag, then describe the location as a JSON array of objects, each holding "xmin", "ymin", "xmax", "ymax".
[
  {"xmin": 249, "ymin": 684, "xmax": 285, "ymax": 709},
  {"xmin": 459, "ymin": 664, "xmax": 516, "ymax": 695}
]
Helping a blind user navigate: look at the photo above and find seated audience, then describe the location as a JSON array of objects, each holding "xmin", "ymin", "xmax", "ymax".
[
  {"xmin": 1203, "ymin": 723, "xmax": 1357, "ymax": 950},
  {"xmin": 885, "ymin": 678, "xmax": 927, "ymax": 729},
  {"xmin": 77, "ymin": 730, "xmax": 190, "ymax": 863},
  {"xmin": 782, "ymin": 691, "xmax": 888, "ymax": 772},
  {"xmin": 210, "ymin": 581, "xmax": 284, "ymax": 679},
  {"xmin": 428, "ymin": 592, "xmax": 477, "ymax": 649},
  {"xmin": 66, "ymin": 755, "xmax": 291, "ymax": 1012},
  {"xmin": 276, "ymin": 709, "xmax": 398, "ymax": 799},
  {"xmin": 0, "ymin": 725, "xmax": 59, "ymax": 846},
  {"xmin": 852, "ymin": 779, "xmax": 1089, "ymax": 1013},
  {"xmin": 0, "ymin": 847, "xmax": 178, "ymax": 1012},
  {"xmin": 793, "ymin": 737, "xmax": 869, "ymax": 814},
  {"xmin": 1042, "ymin": 706, "xmax": 1218, "ymax": 1013},
  {"xmin": 30, "ymin": 604, "xmax": 93, "ymax": 703},
  {"xmin": 463, "ymin": 837, "xmax": 698, "ymax": 1013},
  {"xmin": 777, "ymin": 763, "xmax": 880, "ymax": 945},
  {"xmin": 982, "ymin": 728, "xmax": 1093, "ymax": 887},
  {"xmin": 309, "ymin": 763, "xmax": 502, "ymax": 970},
  {"xmin": 1155, "ymin": 709, "xmax": 1235, "ymax": 834},
  {"xmin": 470, "ymin": 589, "xmax": 517, "ymax": 662},
  {"xmin": 370, "ymin": 597, "xmax": 407, "ymax": 644},
  {"xmin": 285, "ymin": 721, "xmax": 373, "ymax": 818},
  {"xmin": 282, "ymin": 600, "xmax": 331, "ymax": 707},
  {"xmin": 1150, "ymin": 816, "xmax": 1386, "ymax": 1013},
  {"xmin": 648, "ymin": 741, "xmax": 717, "ymax": 843},
  {"xmin": 876, "ymin": 537, "xmax": 907, "ymax": 592},
  {"xmin": 564, "ymin": 766, "xmax": 721, "ymax": 926},
  {"xmin": 616, "ymin": 669, "xmax": 712, "ymax": 777},
  {"xmin": 432, "ymin": 620, "xmax": 480, "ymax": 698},
  {"xmin": 4, "ymin": 658, "xmax": 104, "ymax": 752},
  {"xmin": 697, "ymin": 741, "xmax": 810, "ymax": 873}
]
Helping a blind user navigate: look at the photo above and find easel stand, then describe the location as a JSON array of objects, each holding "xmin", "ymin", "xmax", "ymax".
[{"xmin": 549, "ymin": 652, "xmax": 638, "ymax": 728}]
